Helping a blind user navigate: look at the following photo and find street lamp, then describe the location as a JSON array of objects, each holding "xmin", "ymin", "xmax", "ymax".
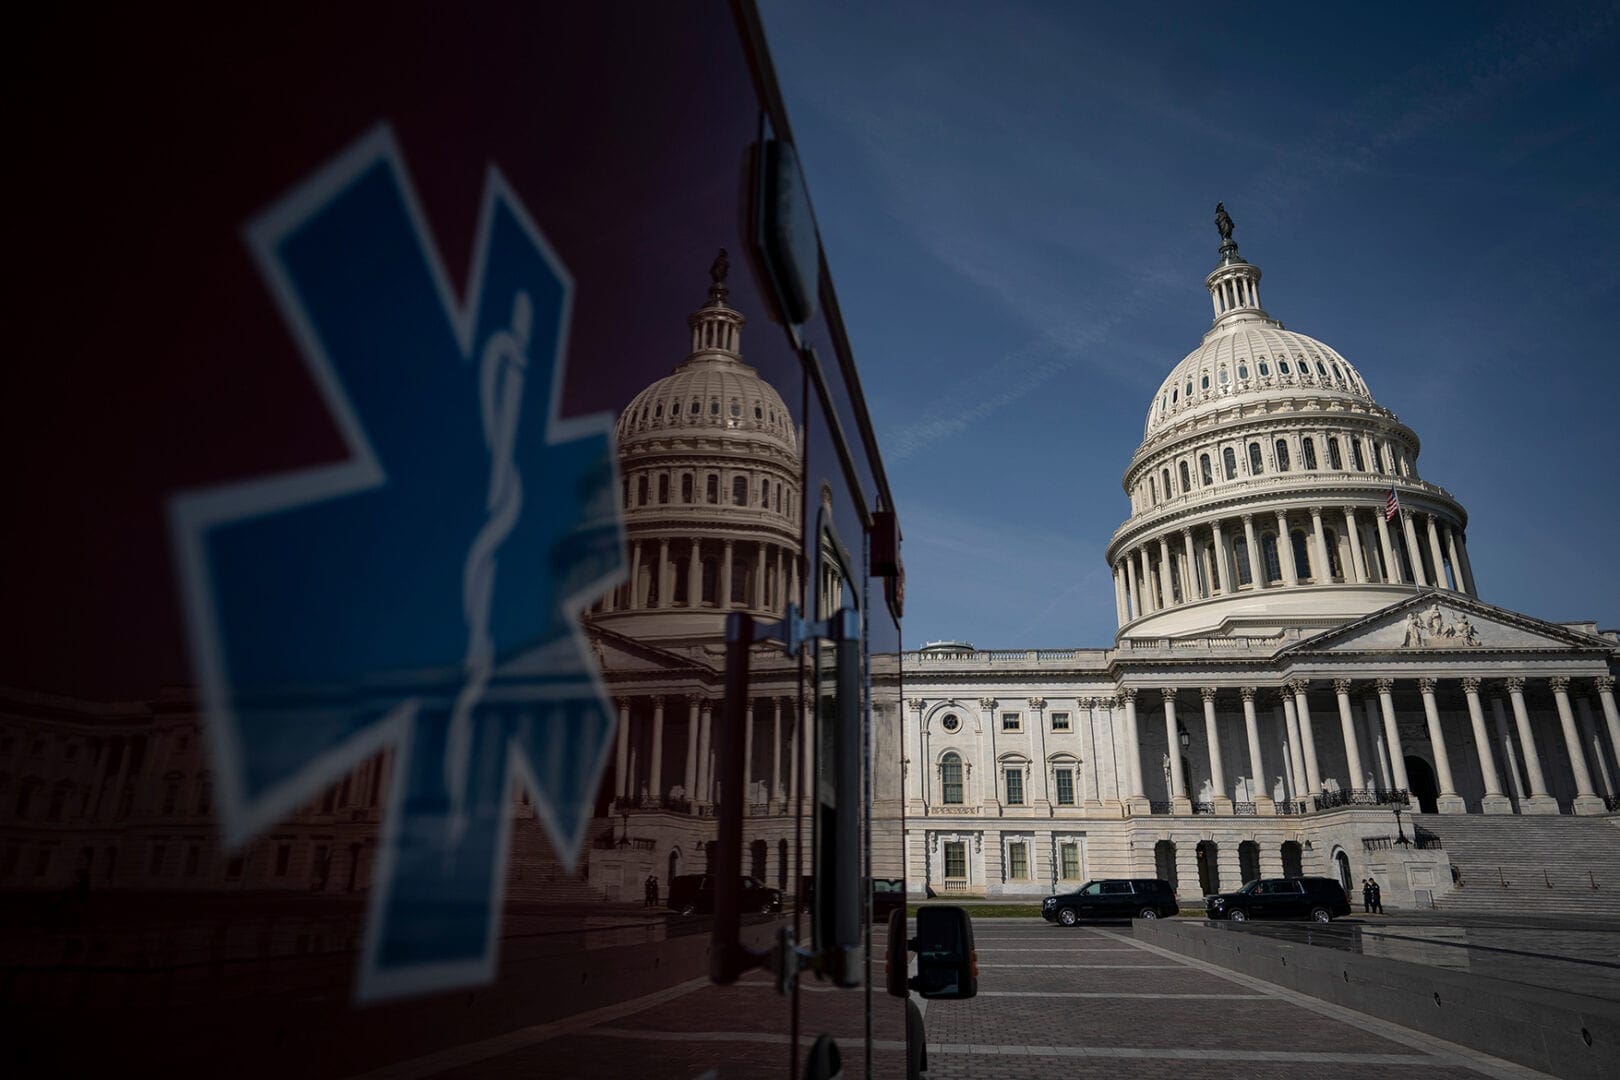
[
  {"xmin": 1177, "ymin": 721, "xmax": 1191, "ymax": 751},
  {"xmin": 1392, "ymin": 803, "xmax": 1412, "ymax": 847}
]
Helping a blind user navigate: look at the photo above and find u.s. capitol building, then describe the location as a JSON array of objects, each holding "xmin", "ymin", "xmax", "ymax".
[{"xmin": 885, "ymin": 212, "xmax": 1620, "ymax": 908}]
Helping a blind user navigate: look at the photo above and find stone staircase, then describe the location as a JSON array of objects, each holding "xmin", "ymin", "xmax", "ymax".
[{"xmin": 1413, "ymin": 813, "xmax": 1620, "ymax": 917}]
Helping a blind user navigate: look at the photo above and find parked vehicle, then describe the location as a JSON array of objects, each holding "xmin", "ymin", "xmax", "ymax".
[
  {"xmin": 1204, "ymin": 877, "xmax": 1352, "ymax": 922},
  {"xmin": 1041, "ymin": 879, "xmax": 1179, "ymax": 925},
  {"xmin": 668, "ymin": 875, "xmax": 783, "ymax": 916}
]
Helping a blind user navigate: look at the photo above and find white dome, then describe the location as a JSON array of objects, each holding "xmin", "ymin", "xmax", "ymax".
[
  {"xmin": 615, "ymin": 354, "xmax": 796, "ymax": 458},
  {"xmin": 1144, "ymin": 325, "xmax": 1375, "ymax": 440}
]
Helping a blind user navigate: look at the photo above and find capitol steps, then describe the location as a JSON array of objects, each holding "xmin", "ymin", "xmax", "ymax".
[{"xmin": 1412, "ymin": 813, "xmax": 1620, "ymax": 917}]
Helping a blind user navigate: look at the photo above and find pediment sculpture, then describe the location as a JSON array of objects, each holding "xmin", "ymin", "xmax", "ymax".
[{"xmin": 1400, "ymin": 602, "xmax": 1483, "ymax": 649}]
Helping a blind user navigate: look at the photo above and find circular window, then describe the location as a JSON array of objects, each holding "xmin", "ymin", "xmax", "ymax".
[{"xmin": 941, "ymin": 714, "xmax": 960, "ymax": 732}]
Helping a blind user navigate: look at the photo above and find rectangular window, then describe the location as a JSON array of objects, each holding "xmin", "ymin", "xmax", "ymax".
[
  {"xmin": 1328, "ymin": 438, "xmax": 1343, "ymax": 470},
  {"xmin": 1001, "ymin": 713, "xmax": 1021, "ymax": 732},
  {"xmin": 940, "ymin": 756, "xmax": 964, "ymax": 805},
  {"xmin": 1050, "ymin": 712, "xmax": 1070, "ymax": 731},
  {"xmin": 1351, "ymin": 439, "xmax": 1365, "ymax": 471},
  {"xmin": 944, "ymin": 841, "xmax": 966, "ymax": 880},
  {"xmin": 1060, "ymin": 843, "xmax": 1080, "ymax": 880},
  {"xmin": 1004, "ymin": 769, "xmax": 1024, "ymax": 806},
  {"xmin": 1054, "ymin": 768, "xmax": 1075, "ymax": 806},
  {"xmin": 1008, "ymin": 842, "xmax": 1029, "ymax": 880}
]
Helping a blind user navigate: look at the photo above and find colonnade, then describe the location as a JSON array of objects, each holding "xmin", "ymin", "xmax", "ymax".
[
  {"xmin": 1112, "ymin": 503, "xmax": 1476, "ymax": 624},
  {"xmin": 611, "ymin": 693, "xmax": 811, "ymax": 814},
  {"xmin": 601, "ymin": 537, "xmax": 797, "ymax": 614}
]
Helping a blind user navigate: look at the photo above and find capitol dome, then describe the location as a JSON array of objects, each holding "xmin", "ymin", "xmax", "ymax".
[
  {"xmin": 592, "ymin": 252, "xmax": 802, "ymax": 638},
  {"xmin": 1104, "ymin": 209, "xmax": 1476, "ymax": 640}
]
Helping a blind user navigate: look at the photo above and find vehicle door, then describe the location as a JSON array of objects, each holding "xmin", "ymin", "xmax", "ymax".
[
  {"xmin": 1276, "ymin": 879, "xmax": 1308, "ymax": 917},
  {"xmin": 1072, "ymin": 881, "xmax": 1103, "ymax": 916},
  {"xmin": 1100, "ymin": 880, "xmax": 1133, "ymax": 917},
  {"xmin": 1246, "ymin": 880, "xmax": 1279, "ymax": 917}
]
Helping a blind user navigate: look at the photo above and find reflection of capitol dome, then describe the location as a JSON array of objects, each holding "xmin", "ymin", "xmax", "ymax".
[
  {"xmin": 593, "ymin": 253, "xmax": 802, "ymax": 638},
  {"xmin": 1105, "ymin": 218, "xmax": 1475, "ymax": 639}
]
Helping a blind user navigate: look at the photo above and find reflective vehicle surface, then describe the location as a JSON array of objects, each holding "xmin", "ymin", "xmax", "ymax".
[
  {"xmin": 5, "ymin": 4, "xmax": 942, "ymax": 1076},
  {"xmin": 1206, "ymin": 877, "xmax": 1353, "ymax": 922},
  {"xmin": 1041, "ymin": 878, "xmax": 1179, "ymax": 924}
]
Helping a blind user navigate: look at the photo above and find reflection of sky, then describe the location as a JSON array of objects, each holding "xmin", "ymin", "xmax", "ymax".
[{"xmin": 761, "ymin": 0, "xmax": 1620, "ymax": 647}]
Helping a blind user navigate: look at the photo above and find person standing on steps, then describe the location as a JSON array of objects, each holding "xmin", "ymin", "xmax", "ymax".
[
  {"xmin": 1362, "ymin": 878, "xmax": 1374, "ymax": 913},
  {"xmin": 1371, "ymin": 878, "xmax": 1383, "ymax": 914}
]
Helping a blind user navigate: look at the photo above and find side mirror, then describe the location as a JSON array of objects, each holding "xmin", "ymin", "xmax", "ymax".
[{"xmin": 912, "ymin": 905, "xmax": 976, "ymax": 1000}]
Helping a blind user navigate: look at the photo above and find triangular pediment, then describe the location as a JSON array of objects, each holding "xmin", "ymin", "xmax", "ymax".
[{"xmin": 1285, "ymin": 590, "xmax": 1614, "ymax": 656}]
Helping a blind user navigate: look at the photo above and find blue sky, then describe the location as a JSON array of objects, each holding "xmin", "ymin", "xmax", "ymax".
[{"xmin": 759, "ymin": 0, "xmax": 1620, "ymax": 648}]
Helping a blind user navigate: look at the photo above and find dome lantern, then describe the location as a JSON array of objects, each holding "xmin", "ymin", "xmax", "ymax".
[
  {"xmin": 687, "ymin": 248, "xmax": 745, "ymax": 358},
  {"xmin": 1204, "ymin": 203, "xmax": 1273, "ymax": 333}
]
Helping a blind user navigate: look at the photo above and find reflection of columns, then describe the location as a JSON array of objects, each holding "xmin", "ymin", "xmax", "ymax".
[
  {"xmin": 1575, "ymin": 697, "xmax": 1613, "ymax": 801},
  {"xmin": 1419, "ymin": 677, "xmax": 1464, "ymax": 813},
  {"xmin": 1242, "ymin": 513, "xmax": 1265, "ymax": 590},
  {"xmin": 1290, "ymin": 680, "xmax": 1322, "ymax": 796},
  {"xmin": 696, "ymin": 702, "xmax": 714, "ymax": 805},
  {"xmin": 1425, "ymin": 514, "xmax": 1447, "ymax": 590},
  {"xmin": 1277, "ymin": 511, "xmax": 1299, "ymax": 586},
  {"xmin": 1374, "ymin": 507, "xmax": 1398, "ymax": 584},
  {"xmin": 684, "ymin": 697, "xmax": 701, "ymax": 805},
  {"xmin": 752, "ymin": 542, "xmax": 766, "ymax": 609},
  {"xmin": 1121, "ymin": 688, "xmax": 1146, "ymax": 809},
  {"xmin": 721, "ymin": 540, "xmax": 735, "ymax": 608},
  {"xmin": 801, "ymin": 705, "xmax": 815, "ymax": 804},
  {"xmin": 1401, "ymin": 511, "xmax": 1427, "ymax": 587},
  {"xmin": 771, "ymin": 697, "xmax": 784, "ymax": 807},
  {"xmin": 1506, "ymin": 678, "xmax": 1556, "ymax": 813},
  {"xmin": 1490, "ymin": 695, "xmax": 1525, "ymax": 806},
  {"xmin": 687, "ymin": 540, "xmax": 702, "ymax": 607},
  {"xmin": 629, "ymin": 541, "xmax": 644, "ymax": 607},
  {"xmin": 1343, "ymin": 508, "xmax": 1368, "ymax": 583},
  {"xmin": 1332, "ymin": 680, "xmax": 1365, "ymax": 793},
  {"xmin": 1361, "ymin": 694, "xmax": 1392, "ymax": 790},
  {"xmin": 1551, "ymin": 677, "xmax": 1604, "ymax": 814},
  {"xmin": 1240, "ymin": 687, "xmax": 1273, "ymax": 813},
  {"xmin": 614, "ymin": 698, "xmax": 630, "ymax": 799},
  {"xmin": 1162, "ymin": 689, "xmax": 1189, "ymax": 812},
  {"xmin": 1201, "ymin": 687, "xmax": 1231, "ymax": 813},
  {"xmin": 743, "ymin": 700, "xmax": 755, "ymax": 804},
  {"xmin": 1211, "ymin": 520, "xmax": 1233, "ymax": 594},
  {"xmin": 1281, "ymin": 697, "xmax": 1306, "ymax": 802},
  {"xmin": 1461, "ymin": 679, "xmax": 1509, "ymax": 813},
  {"xmin": 649, "ymin": 696, "xmax": 665, "ymax": 803},
  {"xmin": 656, "ymin": 539, "xmax": 671, "ymax": 608},
  {"xmin": 1376, "ymin": 679, "xmax": 1410, "ymax": 794}
]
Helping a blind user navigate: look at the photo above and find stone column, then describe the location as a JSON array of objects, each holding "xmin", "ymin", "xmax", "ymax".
[
  {"xmin": 1131, "ymin": 549, "xmax": 1151, "ymax": 615},
  {"xmin": 1506, "ymin": 678, "xmax": 1557, "ymax": 813},
  {"xmin": 1311, "ymin": 506, "xmax": 1331, "ymax": 582},
  {"xmin": 1360, "ymin": 694, "xmax": 1392, "ymax": 790},
  {"xmin": 1445, "ymin": 525, "xmax": 1466, "ymax": 597},
  {"xmin": 614, "ymin": 698, "xmax": 631, "ymax": 799},
  {"xmin": 979, "ymin": 697, "xmax": 1001, "ymax": 811},
  {"xmin": 1455, "ymin": 533, "xmax": 1479, "ymax": 596},
  {"xmin": 1121, "ymin": 689, "xmax": 1147, "ymax": 812},
  {"xmin": 1597, "ymin": 677, "xmax": 1620, "ymax": 793},
  {"xmin": 1081, "ymin": 698, "xmax": 1102, "ymax": 806},
  {"xmin": 656, "ymin": 539, "xmax": 671, "ymax": 608},
  {"xmin": 687, "ymin": 540, "xmax": 702, "ymax": 607},
  {"xmin": 767, "ymin": 696, "xmax": 780, "ymax": 806},
  {"xmin": 720, "ymin": 540, "xmax": 734, "ymax": 609},
  {"xmin": 1162, "ymin": 689, "xmax": 1190, "ymax": 813},
  {"xmin": 1375, "ymin": 508, "xmax": 1399, "ymax": 585},
  {"xmin": 1575, "ymin": 697, "xmax": 1613, "ymax": 802},
  {"xmin": 1028, "ymin": 697, "xmax": 1051, "ymax": 810},
  {"xmin": 752, "ymin": 542, "xmax": 767, "ymax": 610},
  {"xmin": 1211, "ymin": 520, "xmax": 1233, "ymax": 594},
  {"xmin": 1425, "ymin": 515, "xmax": 1448, "ymax": 591},
  {"xmin": 1200, "ymin": 687, "xmax": 1232, "ymax": 813},
  {"xmin": 1419, "ymin": 677, "xmax": 1464, "ymax": 813},
  {"xmin": 1242, "ymin": 513, "xmax": 1266, "ymax": 589},
  {"xmin": 1277, "ymin": 511, "xmax": 1299, "ymax": 586},
  {"xmin": 1490, "ymin": 695, "xmax": 1526, "ymax": 806},
  {"xmin": 1375, "ymin": 679, "xmax": 1410, "ymax": 794},
  {"xmin": 1182, "ymin": 528, "xmax": 1200, "ymax": 600},
  {"xmin": 1113, "ymin": 563, "xmax": 1128, "ymax": 624},
  {"xmin": 1157, "ymin": 536, "xmax": 1175, "ymax": 606},
  {"xmin": 1401, "ymin": 512, "xmax": 1428, "ymax": 587},
  {"xmin": 1239, "ymin": 687, "xmax": 1273, "ymax": 813},
  {"xmin": 1290, "ymin": 680, "xmax": 1322, "ymax": 797},
  {"xmin": 908, "ymin": 699, "xmax": 927, "ymax": 807},
  {"xmin": 1281, "ymin": 697, "xmax": 1307, "ymax": 805},
  {"xmin": 1551, "ymin": 677, "xmax": 1604, "ymax": 814},
  {"xmin": 684, "ymin": 697, "xmax": 701, "ymax": 808},
  {"xmin": 1461, "ymin": 679, "xmax": 1509, "ymax": 813},
  {"xmin": 1333, "ymin": 679, "xmax": 1366, "ymax": 794},
  {"xmin": 648, "ymin": 696, "xmax": 665, "ymax": 804},
  {"xmin": 802, "ymin": 704, "xmax": 815, "ymax": 804},
  {"xmin": 696, "ymin": 702, "xmax": 713, "ymax": 806},
  {"xmin": 1343, "ymin": 508, "xmax": 1369, "ymax": 583}
]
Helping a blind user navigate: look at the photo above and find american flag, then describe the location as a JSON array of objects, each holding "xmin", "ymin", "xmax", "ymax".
[{"xmin": 1385, "ymin": 487, "xmax": 1401, "ymax": 522}]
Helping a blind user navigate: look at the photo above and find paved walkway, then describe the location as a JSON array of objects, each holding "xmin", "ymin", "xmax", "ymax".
[{"xmin": 916, "ymin": 918, "xmax": 1547, "ymax": 1079}]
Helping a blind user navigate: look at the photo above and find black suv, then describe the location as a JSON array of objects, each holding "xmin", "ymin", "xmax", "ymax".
[
  {"xmin": 666, "ymin": 874, "xmax": 783, "ymax": 916},
  {"xmin": 1042, "ymin": 879, "xmax": 1179, "ymax": 925},
  {"xmin": 1204, "ymin": 877, "xmax": 1351, "ymax": 923}
]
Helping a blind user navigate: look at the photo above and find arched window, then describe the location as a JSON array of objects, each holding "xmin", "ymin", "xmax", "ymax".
[
  {"xmin": 709, "ymin": 398, "xmax": 720, "ymax": 416},
  {"xmin": 1302, "ymin": 438, "xmax": 1317, "ymax": 470},
  {"xmin": 1179, "ymin": 461, "xmax": 1191, "ymax": 491},
  {"xmin": 1218, "ymin": 367, "xmax": 1229, "ymax": 385},
  {"xmin": 776, "ymin": 486, "xmax": 784, "ymax": 513},
  {"xmin": 1350, "ymin": 439, "xmax": 1365, "ymax": 471},
  {"xmin": 637, "ymin": 475, "xmax": 649, "ymax": 505},
  {"xmin": 1275, "ymin": 439, "xmax": 1291, "ymax": 472},
  {"xmin": 1324, "ymin": 527, "xmax": 1342, "ymax": 579},
  {"xmin": 1238, "ymin": 362, "xmax": 1249, "ymax": 380},
  {"xmin": 681, "ymin": 473, "xmax": 694, "ymax": 502},
  {"xmin": 1372, "ymin": 441, "xmax": 1386, "ymax": 473},
  {"xmin": 1149, "ymin": 476, "xmax": 1158, "ymax": 505},
  {"xmin": 732, "ymin": 476, "xmax": 748, "ymax": 506},
  {"xmin": 1327, "ymin": 438, "xmax": 1342, "ymax": 470},
  {"xmin": 1248, "ymin": 442, "xmax": 1263, "ymax": 475},
  {"xmin": 940, "ymin": 753, "xmax": 964, "ymax": 805},
  {"xmin": 1234, "ymin": 537, "xmax": 1253, "ymax": 585},
  {"xmin": 1291, "ymin": 529, "xmax": 1313, "ymax": 580},
  {"xmin": 1200, "ymin": 454, "xmax": 1213, "ymax": 485},
  {"xmin": 1200, "ymin": 373, "xmax": 1210, "ymax": 390},
  {"xmin": 1262, "ymin": 534, "xmax": 1282, "ymax": 583},
  {"xmin": 1162, "ymin": 468, "xmax": 1173, "ymax": 497},
  {"xmin": 729, "ymin": 399, "xmax": 742, "ymax": 418},
  {"xmin": 1278, "ymin": 359, "xmax": 1291, "ymax": 375},
  {"xmin": 657, "ymin": 475, "xmax": 669, "ymax": 503},
  {"xmin": 1259, "ymin": 360, "xmax": 1270, "ymax": 376},
  {"xmin": 1223, "ymin": 447, "xmax": 1237, "ymax": 480}
]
